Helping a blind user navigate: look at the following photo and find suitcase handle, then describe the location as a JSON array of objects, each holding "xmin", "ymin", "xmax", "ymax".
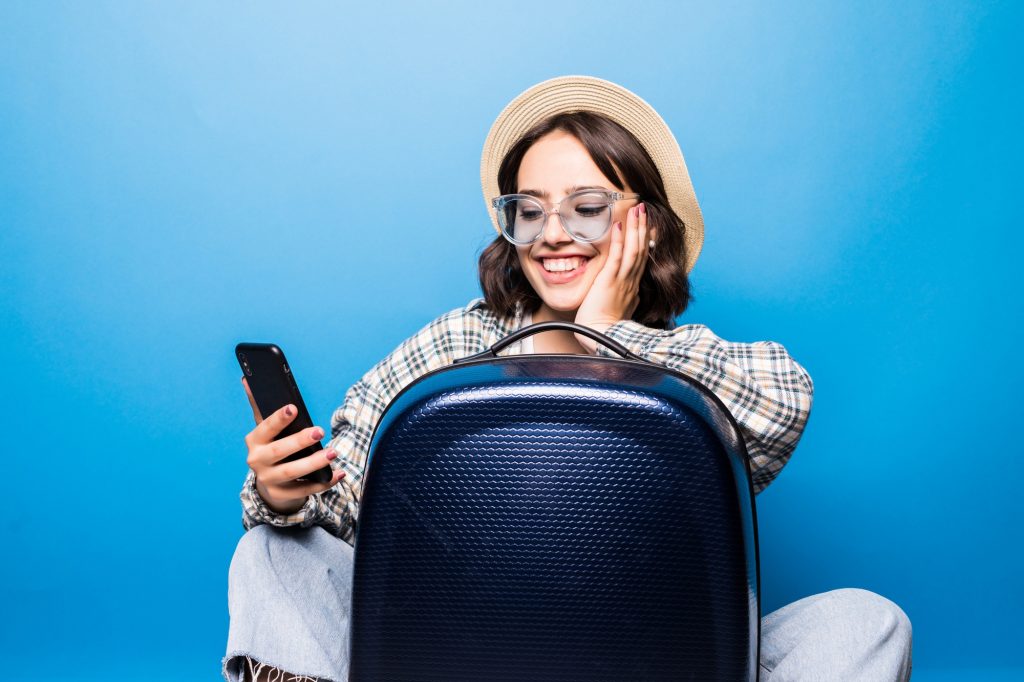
[{"xmin": 455, "ymin": 321, "xmax": 644, "ymax": 363}]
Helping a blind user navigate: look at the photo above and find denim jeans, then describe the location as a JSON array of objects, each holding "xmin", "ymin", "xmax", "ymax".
[{"xmin": 224, "ymin": 525, "xmax": 912, "ymax": 682}]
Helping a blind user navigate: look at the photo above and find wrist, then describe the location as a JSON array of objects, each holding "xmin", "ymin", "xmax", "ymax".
[{"xmin": 572, "ymin": 319, "xmax": 615, "ymax": 355}]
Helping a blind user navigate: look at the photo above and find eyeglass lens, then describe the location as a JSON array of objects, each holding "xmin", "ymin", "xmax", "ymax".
[{"xmin": 499, "ymin": 192, "xmax": 615, "ymax": 243}]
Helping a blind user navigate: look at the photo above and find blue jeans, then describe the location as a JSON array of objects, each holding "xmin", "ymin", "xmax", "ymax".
[{"xmin": 224, "ymin": 526, "xmax": 912, "ymax": 681}]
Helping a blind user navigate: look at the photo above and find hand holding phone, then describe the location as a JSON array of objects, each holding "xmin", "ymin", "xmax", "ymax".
[{"xmin": 237, "ymin": 343, "xmax": 344, "ymax": 514}]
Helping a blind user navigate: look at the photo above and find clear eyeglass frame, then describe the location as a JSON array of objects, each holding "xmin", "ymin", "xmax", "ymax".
[{"xmin": 491, "ymin": 189, "xmax": 641, "ymax": 245}]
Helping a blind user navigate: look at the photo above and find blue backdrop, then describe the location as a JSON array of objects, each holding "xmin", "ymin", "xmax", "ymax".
[{"xmin": 1, "ymin": 1, "xmax": 1020, "ymax": 679}]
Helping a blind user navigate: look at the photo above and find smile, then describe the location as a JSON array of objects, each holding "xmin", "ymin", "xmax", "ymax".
[
  {"xmin": 542, "ymin": 256, "xmax": 587, "ymax": 272},
  {"xmin": 534, "ymin": 255, "xmax": 591, "ymax": 284}
]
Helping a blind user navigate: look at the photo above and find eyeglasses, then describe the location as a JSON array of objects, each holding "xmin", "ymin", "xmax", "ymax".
[{"xmin": 491, "ymin": 189, "xmax": 641, "ymax": 245}]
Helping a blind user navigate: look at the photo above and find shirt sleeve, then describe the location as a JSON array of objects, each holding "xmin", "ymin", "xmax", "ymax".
[
  {"xmin": 596, "ymin": 320, "xmax": 814, "ymax": 493},
  {"xmin": 239, "ymin": 300, "xmax": 493, "ymax": 542}
]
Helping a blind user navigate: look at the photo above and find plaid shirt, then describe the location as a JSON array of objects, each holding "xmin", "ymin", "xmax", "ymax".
[{"xmin": 241, "ymin": 298, "xmax": 814, "ymax": 543}]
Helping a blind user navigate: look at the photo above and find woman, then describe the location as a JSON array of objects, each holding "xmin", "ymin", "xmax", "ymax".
[{"xmin": 224, "ymin": 76, "xmax": 912, "ymax": 682}]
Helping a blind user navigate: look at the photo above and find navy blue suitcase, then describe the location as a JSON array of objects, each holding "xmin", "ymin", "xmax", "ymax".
[{"xmin": 350, "ymin": 322, "xmax": 760, "ymax": 681}]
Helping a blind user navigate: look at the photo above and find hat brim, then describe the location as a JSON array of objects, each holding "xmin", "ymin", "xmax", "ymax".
[{"xmin": 480, "ymin": 75, "xmax": 704, "ymax": 274}]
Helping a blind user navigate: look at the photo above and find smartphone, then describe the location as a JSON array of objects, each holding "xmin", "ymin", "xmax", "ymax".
[{"xmin": 235, "ymin": 342, "xmax": 333, "ymax": 485}]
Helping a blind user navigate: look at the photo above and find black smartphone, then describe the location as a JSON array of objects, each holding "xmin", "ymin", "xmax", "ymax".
[{"xmin": 235, "ymin": 342, "xmax": 333, "ymax": 485}]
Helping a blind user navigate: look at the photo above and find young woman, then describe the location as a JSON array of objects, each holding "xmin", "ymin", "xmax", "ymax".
[{"xmin": 224, "ymin": 76, "xmax": 912, "ymax": 682}]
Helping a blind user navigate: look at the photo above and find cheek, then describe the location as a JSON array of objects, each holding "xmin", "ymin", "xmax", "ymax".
[
  {"xmin": 516, "ymin": 248, "xmax": 544, "ymax": 286},
  {"xmin": 608, "ymin": 199, "xmax": 636, "ymax": 231},
  {"xmin": 516, "ymin": 248, "xmax": 532, "ymax": 271},
  {"xmin": 588, "ymin": 236, "xmax": 614, "ymax": 271}
]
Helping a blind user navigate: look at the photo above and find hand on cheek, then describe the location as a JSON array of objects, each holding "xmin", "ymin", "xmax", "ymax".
[{"xmin": 574, "ymin": 203, "xmax": 649, "ymax": 351}]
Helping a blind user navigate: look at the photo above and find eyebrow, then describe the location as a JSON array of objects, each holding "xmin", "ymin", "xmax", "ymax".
[{"xmin": 518, "ymin": 185, "xmax": 610, "ymax": 199}]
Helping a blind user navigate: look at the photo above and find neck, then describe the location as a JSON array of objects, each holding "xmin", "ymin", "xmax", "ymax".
[{"xmin": 529, "ymin": 303, "xmax": 588, "ymax": 354}]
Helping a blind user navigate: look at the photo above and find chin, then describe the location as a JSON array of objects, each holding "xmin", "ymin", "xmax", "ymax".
[
  {"xmin": 528, "ymin": 281, "xmax": 587, "ymax": 314},
  {"xmin": 521, "ymin": 262, "xmax": 593, "ymax": 315},
  {"xmin": 543, "ymin": 295, "xmax": 584, "ymax": 313}
]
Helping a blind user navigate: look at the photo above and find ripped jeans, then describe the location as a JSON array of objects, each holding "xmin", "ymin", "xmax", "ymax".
[{"xmin": 223, "ymin": 525, "xmax": 913, "ymax": 682}]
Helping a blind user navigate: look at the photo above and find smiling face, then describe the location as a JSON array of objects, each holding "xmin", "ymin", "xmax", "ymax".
[{"xmin": 515, "ymin": 131, "xmax": 640, "ymax": 321}]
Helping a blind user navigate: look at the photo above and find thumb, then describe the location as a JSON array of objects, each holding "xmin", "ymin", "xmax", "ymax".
[{"xmin": 241, "ymin": 377, "xmax": 263, "ymax": 424}]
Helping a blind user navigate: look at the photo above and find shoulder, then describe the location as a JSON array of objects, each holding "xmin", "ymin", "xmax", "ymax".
[
  {"xmin": 425, "ymin": 297, "xmax": 504, "ymax": 330},
  {"xmin": 607, "ymin": 318, "xmax": 794, "ymax": 352},
  {"xmin": 410, "ymin": 298, "xmax": 517, "ymax": 358},
  {"xmin": 603, "ymin": 320, "xmax": 814, "ymax": 394}
]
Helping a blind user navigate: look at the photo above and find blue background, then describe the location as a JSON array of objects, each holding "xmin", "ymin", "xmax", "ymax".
[{"xmin": 1, "ymin": 1, "xmax": 1020, "ymax": 679}]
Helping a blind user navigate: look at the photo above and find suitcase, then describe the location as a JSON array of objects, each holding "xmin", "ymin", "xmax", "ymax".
[{"xmin": 350, "ymin": 321, "xmax": 760, "ymax": 681}]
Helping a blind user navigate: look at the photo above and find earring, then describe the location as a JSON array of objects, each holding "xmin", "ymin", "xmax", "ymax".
[{"xmin": 648, "ymin": 239, "xmax": 656, "ymax": 249}]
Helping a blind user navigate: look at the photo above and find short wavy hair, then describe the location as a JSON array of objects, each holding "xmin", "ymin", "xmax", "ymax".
[{"xmin": 478, "ymin": 111, "xmax": 692, "ymax": 329}]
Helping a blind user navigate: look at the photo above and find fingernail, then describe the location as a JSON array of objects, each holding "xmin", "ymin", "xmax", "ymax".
[
  {"xmin": 639, "ymin": 203, "xmax": 646, "ymax": 215},
  {"xmin": 616, "ymin": 221, "xmax": 622, "ymax": 231},
  {"xmin": 326, "ymin": 449, "xmax": 338, "ymax": 461},
  {"xmin": 335, "ymin": 471, "xmax": 347, "ymax": 481},
  {"xmin": 311, "ymin": 428, "xmax": 323, "ymax": 440},
  {"xmin": 284, "ymin": 405, "xmax": 295, "ymax": 417}
]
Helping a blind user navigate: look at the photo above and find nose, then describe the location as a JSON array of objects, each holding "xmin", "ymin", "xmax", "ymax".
[{"xmin": 540, "ymin": 209, "xmax": 570, "ymax": 246}]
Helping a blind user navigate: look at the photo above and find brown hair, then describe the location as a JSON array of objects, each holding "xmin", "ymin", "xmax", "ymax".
[{"xmin": 478, "ymin": 111, "xmax": 692, "ymax": 329}]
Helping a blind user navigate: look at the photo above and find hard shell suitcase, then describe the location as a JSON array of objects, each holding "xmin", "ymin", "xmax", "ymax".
[{"xmin": 350, "ymin": 322, "xmax": 760, "ymax": 681}]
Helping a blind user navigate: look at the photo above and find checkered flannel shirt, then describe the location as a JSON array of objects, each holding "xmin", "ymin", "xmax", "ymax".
[{"xmin": 240, "ymin": 298, "xmax": 814, "ymax": 543}]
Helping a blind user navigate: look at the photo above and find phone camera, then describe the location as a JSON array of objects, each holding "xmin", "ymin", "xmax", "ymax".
[{"xmin": 238, "ymin": 352, "xmax": 253, "ymax": 377}]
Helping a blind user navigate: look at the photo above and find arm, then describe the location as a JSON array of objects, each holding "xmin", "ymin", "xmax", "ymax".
[
  {"xmin": 240, "ymin": 300, "xmax": 492, "ymax": 542},
  {"xmin": 573, "ymin": 203, "xmax": 813, "ymax": 491},
  {"xmin": 596, "ymin": 321, "xmax": 814, "ymax": 492}
]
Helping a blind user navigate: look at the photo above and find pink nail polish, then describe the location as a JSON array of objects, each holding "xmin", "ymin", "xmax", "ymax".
[
  {"xmin": 639, "ymin": 203, "xmax": 646, "ymax": 215},
  {"xmin": 326, "ymin": 449, "xmax": 338, "ymax": 461},
  {"xmin": 312, "ymin": 428, "xmax": 323, "ymax": 440},
  {"xmin": 284, "ymin": 405, "xmax": 295, "ymax": 417},
  {"xmin": 616, "ymin": 221, "xmax": 623, "ymax": 231}
]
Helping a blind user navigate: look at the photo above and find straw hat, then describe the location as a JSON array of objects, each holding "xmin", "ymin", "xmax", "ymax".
[{"xmin": 480, "ymin": 75, "xmax": 704, "ymax": 273}]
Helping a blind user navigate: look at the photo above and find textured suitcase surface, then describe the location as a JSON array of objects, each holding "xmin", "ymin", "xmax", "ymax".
[{"xmin": 350, "ymin": 353, "xmax": 759, "ymax": 681}]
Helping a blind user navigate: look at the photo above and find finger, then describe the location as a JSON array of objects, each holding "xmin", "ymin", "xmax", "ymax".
[
  {"xmin": 618, "ymin": 205, "xmax": 640, "ymax": 280},
  {"xmin": 241, "ymin": 377, "xmax": 263, "ymax": 424},
  {"xmin": 266, "ymin": 445, "xmax": 338, "ymax": 485},
  {"xmin": 276, "ymin": 467, "xmax": 347, "ymax": 498},
  {"xmin": 601, "ymin": 220, "xmax": 625, "ymax": 281},
  {"xmin": 259, "ymin": 424, "xmax": 326, "ymax": 469},
  {"xmin": 632, "ymin": 203, "xmax": 650, "ymax": 278},
  {"xmin": 247, "ymin": 403, "xmax": 299, "ymax": 448}
]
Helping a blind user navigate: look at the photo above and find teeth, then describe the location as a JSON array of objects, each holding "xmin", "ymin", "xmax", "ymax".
[{"xmin": 542, "ymin": 257, "xmax": 584, "ymax": 272}]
